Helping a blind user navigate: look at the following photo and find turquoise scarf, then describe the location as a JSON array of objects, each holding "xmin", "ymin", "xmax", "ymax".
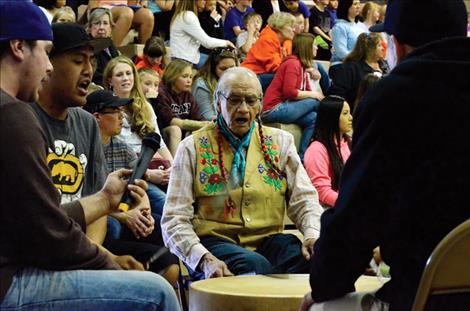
[{"xmin": 217, "ymin": 115, "xmax": 255, "ymax": 187}]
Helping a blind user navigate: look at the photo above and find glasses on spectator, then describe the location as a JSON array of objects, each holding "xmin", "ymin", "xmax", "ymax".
[{"xmin": 220, "ymin": 93, "xmax": 261, "ymax": 108}]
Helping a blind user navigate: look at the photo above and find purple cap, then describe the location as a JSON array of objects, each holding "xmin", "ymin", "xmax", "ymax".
[
  {"xmin": 0, "ymin": 1, "xmax": 53, "ymax": 41},
  {"xmin": 370, "ymin": 0, "xmax": 467, "ymax": 47}
]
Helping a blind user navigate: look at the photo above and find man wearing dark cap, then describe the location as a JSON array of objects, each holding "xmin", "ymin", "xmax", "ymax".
[
  {"xmin": 300, "ymin": 1, "xmax": 470, "ymax": 310},
  {"xmin": 0, "ymin": 2, "xmax": 179, "ymax": 310}
]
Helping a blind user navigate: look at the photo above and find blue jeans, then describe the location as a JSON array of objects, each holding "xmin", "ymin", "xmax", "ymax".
[
  {"xmin": 147, "ymin": 182, "xmax": 166, "ymax": 217},
  {"xmin": 189, "ymin": 234, "xmax": 309, "ymax": 279},
  {"xmin": 0, "ymin": 268, "xmax": 179, "ymax": 310},
  {"xmin": 261, "ymin": 98, "xmax": 320, "ymax": 161}
]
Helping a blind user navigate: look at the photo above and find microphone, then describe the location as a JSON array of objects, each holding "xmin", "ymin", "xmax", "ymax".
[{"xmin": 118, "ymin": 132, "xmax": 161, "ymax": 212}]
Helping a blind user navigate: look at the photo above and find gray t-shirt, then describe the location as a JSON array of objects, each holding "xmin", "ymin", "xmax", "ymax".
[{"xmin": 31, "ymin": 102, "xmax": 107, "ymax": 203}]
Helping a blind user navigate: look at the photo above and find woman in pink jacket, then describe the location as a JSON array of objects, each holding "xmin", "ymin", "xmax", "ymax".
[{"xmin": 304, "ymin": 95, "xmax": 353, "ymax": 208}]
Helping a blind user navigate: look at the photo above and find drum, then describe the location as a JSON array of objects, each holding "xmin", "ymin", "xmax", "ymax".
[{"xmin": 189, "ymin": 274, "xmax": 386, "ymax": 311}]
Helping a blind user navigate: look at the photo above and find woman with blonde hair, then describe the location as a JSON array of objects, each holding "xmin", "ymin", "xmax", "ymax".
[
  {"xmin": 360, "ymin": 1, "xmax": 380, "ymax": 29},
  {"xmin": 328, "ymin": 32, "xmax": 388, "ymax": 110},
  {"xmin": 170, "ymin": 0, "xmax": 235, "ymax": 69},
  {"xmin": 155, "ymin": 59, "xmax": 210, "ymax": 155},
  {"xmin": 241, "ymin": 12, "xmax": 296, "ymax": 91},
  {"xmin": 262, "ymin": 33, "xmax": 329, "ymax": 161},
  {"xmin": 103, "ymin": 57, "xmax": 173, "ymax": 215}
]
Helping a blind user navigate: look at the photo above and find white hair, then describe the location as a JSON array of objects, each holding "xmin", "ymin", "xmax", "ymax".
[{"xmin": 213, "ymin": 67, "xmax": 262, "ymax": 113}]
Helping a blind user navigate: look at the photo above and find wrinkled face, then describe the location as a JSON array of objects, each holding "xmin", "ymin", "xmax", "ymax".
[
  {"xmin": 339, "ymin": 102, "xmax": 353, "ymax": 135},
  {"xmin": 284, "ymin": 0, "xmax": 299, "ymax": 12},
  {"xmin": 19, "ymin": 40, "xmax": 53, "ymax": 103},
  {"xmin": 215, "ymin": 58, "xmax": 236, "ymax": 79},
  {"xmin": 349, "ymin": 0, "xmax": 361, "ymax": 18},
  {"xmin": 218, "ymin": 74, "xmax": 261, "ymax": 138},
  {"xmin": 279, "ymin": 23, "xmax": 295, "ymax": 42},
  {"xmin": 45, "ymin": 47, "xmax": 94, "ymax": 107},
  {"xmin": 56, "ymin": 12, "xmax": 75, "ymax": 23},
  {"xmin": 293, "ymin": 15, "xmax": 305, "ymax": 33},
  {"xmin": 96, "ymin": 107, "xmax": 125, "ymax": 137},
  {"xmin": 140, "ymin": 72, "xmax": 160, "ymax": 96},
  {"xmin": 173, "ymin": 66, "xmax": 193, "ymax": 93},
  {"xmin": 109, "ymin": 62, "xmax": 134, "ymax": 98},
  {"xmin": 90, "ymin": 14, "xmax": 112, "ymax": 38},
  {"xmin": 144, "ymin": 55, "xmax": 162, "ymax": 67}
]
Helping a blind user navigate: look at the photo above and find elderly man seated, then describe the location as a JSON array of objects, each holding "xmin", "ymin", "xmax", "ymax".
[{"xmin": 162, "ymin": 67, "xmax": 323, "ymax": 279}]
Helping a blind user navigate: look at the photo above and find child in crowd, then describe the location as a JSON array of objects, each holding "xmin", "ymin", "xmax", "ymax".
[
  {"xmin": 83, "ymin": 90, "xmax": 180, "ymax": 287},
  {"xmin": 353, "ymin": 72, "xmax": 380, "ymax": 114},
  {"xmin": 326, "ymin": 0, "xmax": 338, "ymax": 27},
  {"xmin": 51, "ymin": 6, "xmax": 76, "ymax": 23},
  {"xmin": 262, "ymin": 33, "xmax": 328, "ymax": 161},
  {"xmin": 223, "ymin": 0, "xmax": 254, "ymax": 42},
  {"xmin": 192, "ymin": 47, "xmax": 238, "ymax": 120},
  {"xmin": 309, "ymin": 0, "xmax": 333, "ymax": 61},
  {"xmin": 136, "ymin": 36, "xmax": 166, "ymax": 76},
  {"xmin": 139, "ymin": 68, "xmax": 161, "ymax": 100},
  {"xmin": 154, "ymin": 59, "xmax": 209, "ymax": 155},
  {"xmin": 279, "ymin": 0, "xmax": 310, "ymax": 32},
  {"xmin": 304, "ymin": 95, "xmax": 352, "ymax": 208},
  {"xmin": 236, "ymin": 12, "xmax": 262, "ymax": 58}
]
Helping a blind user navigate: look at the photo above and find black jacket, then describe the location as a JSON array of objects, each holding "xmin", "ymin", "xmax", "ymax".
[
  {"xmin": 93, "ymin": 45, "xmax": 120, "ymax": 87},
  {"xmin": 310, "ymin": 37, "xmax": 470, "ymax": 311}
]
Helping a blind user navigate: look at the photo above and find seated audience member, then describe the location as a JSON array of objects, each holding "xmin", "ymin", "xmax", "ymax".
[
  {"xmin": 154, "ymin": 59, "xmax": 209, "ymax": 156},
  {"xmin": 279, "ymin": 0, "xmax": 310, "ymax": 32},
  {"xmin": 139, "ymin": 67, "xmax": 161, "ymax": 100},
  {"xmin": 262, "ymin": 33, "xmax": 328, "ymax": 161},
  {"xmin": 52, "ymin": 5, "xmax": 76, "ymax": 23},
  {"xmin": 241, "ymin": 12, "xmax": 295, "ymax": 92},
  {"xmin": 170, "ymin": 0, "xmax": 234, "ymax": 69},
  {"xmin": 299, "ymin": 1, "xmax": 470, "ymax": 310},
  {"xmin": 304, "ymin": 96, "xmax": 352, "ymax": 208},
  {"xmin": 192, "ymin": 47, "xmax": 238, "ymax": 121},
  {"xmin": 283, "ymin": 12, "xmax": 306, "ymax": 56},
  {"xmin": 359, "ymin": 1, "xmax": 380, "ymax": 31},
  {"xmin": 353, "ymin": 72, "xmax": 380, "ymax": 113},
  {"xmin": 0, "ymin": 3, "xmax": 178, "ymax": 308},
  {"xmin": 216, "ymin": 0, "xmax": 234, "ymax": 22},
  {"xmin": 103, "ymin": 56, "xmax": 173, "ymax": 215},
  {"xmin": 34, "ymin": 0, "xmax": 66, "ymax": 23},
  {"xmin": 162, "ymin": 67, "xmax": 323, "ymax": 280},
  {"xmin": 309, "ymin": 0, "xmax": 333, "ymax": 61},
  {"xmin": 135, "ymin": 36, "xmax": 166, "ymax": 76},
  {"xmin": 148, "ymin": 0, "xmax": 175, "ymax": 41},
  {"xmin": 328, "ymin": 33, "xmax": 387, "ymax": 111},
  {"xmin": 326, "ymin": 0, "xmax": 338, "ymax": 27},
  {"xmin": 199, "ymin": 0, "xmax": 225, "ymax": 55},
  {"xmin": 0, "ymin": 1, "xmax": 172, "ymax": 310},
  {"xmin": 83, "ymin": 90, "xmax": 180, "ymax": 287},
  {"xmin": 87, "ymin": 0, "xmax": 154, "ymax": 46},
  {"xmin": 223, "ymin": 0, "xmax": 254, "ymax": 42},
  {"xmin": 329, "ymin": 0, "xmax": 364, "ymax": 79},
  {"xmin": 87, "ymin": 8, "xmax": 120, "ymax": 87},
  {"xmin": 236, "ymin": 12, "xmax": 262, "ymax": 59}
]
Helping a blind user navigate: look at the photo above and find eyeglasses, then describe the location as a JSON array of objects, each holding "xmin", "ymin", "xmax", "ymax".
[{"xmin": 220, "ymin": 93, "xmax": 261, "ymax": 108}]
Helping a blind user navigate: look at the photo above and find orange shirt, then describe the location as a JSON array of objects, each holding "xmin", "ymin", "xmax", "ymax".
[
  {"xmin": 241, "ymin": 25, "xmax": 283, "ymax": 74},
  {"xmin": 135, "ymin": 55, "xmax": 164, "ymax": 76}
]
